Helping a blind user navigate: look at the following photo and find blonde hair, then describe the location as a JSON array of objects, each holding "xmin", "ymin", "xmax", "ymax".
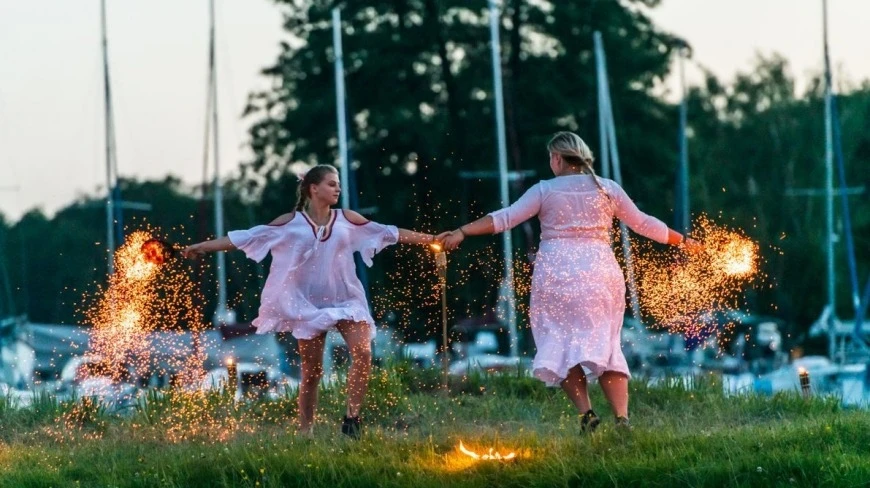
[{"xmin": 546, "ymin": 131, "xmax": 608, "ymax": 197}]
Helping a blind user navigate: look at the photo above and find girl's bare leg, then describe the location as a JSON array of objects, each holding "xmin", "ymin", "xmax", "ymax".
[
  {"xmin": 598, "ymin": 370, "xmax": 629, "ymax": 418},
  {"xmin": 297, "ymin": 333, "xmax": 326, "ymax": 433},
  {"xmin": 336, "ymin": 320, "xmax": 372, "ymax": 418}
]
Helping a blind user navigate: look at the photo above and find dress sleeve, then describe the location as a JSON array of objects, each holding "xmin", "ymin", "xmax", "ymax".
[
  {"xmin": 350, "ymin": 220, "xmax": 400, "ymax": 267},
  {"xmin": 488, "ymin": 182, "xmax": 543, "ymax": 233},
  {"xmin": 607, "ymin": 181, "xmax": 669, "ymax": 244},
  {"xmin": 227, "ymin": 225, "xmax": 285, "ymax": 263}
]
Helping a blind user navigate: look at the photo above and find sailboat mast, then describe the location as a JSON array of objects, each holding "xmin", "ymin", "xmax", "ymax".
[
  {"xmin": 822, "ymin": 0, "xmax": 836, "ymax": 358},
  {"xmin": 488, "ymin": 0, "xmax": 519, "ymax": 358},
  {"xmin": 677, "ymin": 44, "xmax": 690, "ymax": 234},
  {"xmin": 594, "ymin": 32, "xmax": 643, "ymax": 323},
  {"xmin": 101, "ymin": 0, "xmax": 117, "ymax": 275},
  {"xmin": 208, "ymin": 0, "xmax": 228, "ymax": 324}
]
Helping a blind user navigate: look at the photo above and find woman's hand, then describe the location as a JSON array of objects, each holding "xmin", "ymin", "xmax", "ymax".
[
  {"xmin": 436, "ymin": 230, "xmax": 465, "ymax": 251},
  {"xmin": 181, "ymin": 242, "xmax": 207, "ymax": 259}
]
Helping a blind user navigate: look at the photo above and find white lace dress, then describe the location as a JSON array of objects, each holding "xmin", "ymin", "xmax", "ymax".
[
  {"xmin": 227, "ymin": 209, "xmax": 398, "ymax": 340},
  {"xmin": 489, "ymin": 175, "xmax": 669, "ymax": 385}
]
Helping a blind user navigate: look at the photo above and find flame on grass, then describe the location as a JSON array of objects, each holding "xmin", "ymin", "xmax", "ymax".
[
  {"xmin": 632, "ymin": 216, "xmax": 763, "ymax": 343},
  {"xmin": 441, "ymin": 440, "xmax": 527, "ymax": 472},
  {"xmin": 458, "ymin": 441, "xmax": 516, "ymax": 460}
]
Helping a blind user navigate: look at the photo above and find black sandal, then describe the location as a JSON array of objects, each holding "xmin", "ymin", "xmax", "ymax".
[
  {"xmin": 615, "ymin": 416, "xmax": 632, "ymax": 431},
  {"xmin": 580, "ymin": 409, "xmax": 600, "ymax": 434},
  {"xmin": 341, "ymin": 415, "xmax": 361, "ymax": 440}
]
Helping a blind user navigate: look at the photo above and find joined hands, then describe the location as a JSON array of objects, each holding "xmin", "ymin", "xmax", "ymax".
[{"xmin": 434, "ymin": 229, "xmax": 465, "ymax": 251}]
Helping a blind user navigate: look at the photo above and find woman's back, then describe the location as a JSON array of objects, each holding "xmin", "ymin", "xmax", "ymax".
[
  {"xmin": 491, "ymin": 174, "xmax": 669, "ymax": 245},
  {"xmin": 538, "ymin": 175, "xmax": 615, "ymax": 242}
]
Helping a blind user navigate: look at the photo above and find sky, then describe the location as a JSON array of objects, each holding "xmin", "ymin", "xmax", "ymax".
[{"xmin": 1, "ymin": 0, "xmax": 868, "ymax": 222}]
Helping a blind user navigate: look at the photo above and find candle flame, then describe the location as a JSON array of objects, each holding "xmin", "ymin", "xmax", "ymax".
[
  {"xmin": 458, "ymin": 441, "xmax": 516, "ymax": 461},
  {"xmin": 430, "ymin": 242, "xmax": 443, "ymax": 252}
]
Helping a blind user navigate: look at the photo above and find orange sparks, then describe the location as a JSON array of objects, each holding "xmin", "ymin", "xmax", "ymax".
[
  {"xmin": 633, "ymin": 216, "xmax": 762, "ymax": 342},
  {"xmin": 83, "ymin": 230, "xmax": 206, "ymax": 390}
]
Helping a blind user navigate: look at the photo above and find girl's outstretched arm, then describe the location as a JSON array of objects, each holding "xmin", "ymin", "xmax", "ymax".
[
  {"xmin": 182, "ymin": 236, "xmax": 236, "ymax": 259},
  {"xmin": 342, "ymin": 208, "xmax": 434, "ymax": 245},
  {"xmin": 398, "ymin": 228, "xmax": 435, "ymax": 245}
]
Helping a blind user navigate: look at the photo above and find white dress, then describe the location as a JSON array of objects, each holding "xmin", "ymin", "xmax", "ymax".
[
  {"xmin": 227, "ymin": 209, "xmax": 399, "ymax": 340},
  {"xmin": 489, "ymin": 175, "xmax": 669, "ymax": 386}
]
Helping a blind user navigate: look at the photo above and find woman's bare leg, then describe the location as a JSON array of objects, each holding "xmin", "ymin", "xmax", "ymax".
[
  {"xmin": 297, "ymin": 333, "xmax": 326, "ymax": 433},
  {"xmin": 598, "ymin": 370, "xmax": 629, "ymax": 418},
  {"xmin": 560, "ymin": 364, "xmax": 593, "ymax": 414},
  {"xmin": 336, "ymin": 321, "xmax": 372, "ymax": 418}
]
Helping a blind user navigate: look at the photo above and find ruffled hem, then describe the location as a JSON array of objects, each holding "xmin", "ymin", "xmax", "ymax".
[
  {"xmin": 533, "ymin": 358, "xmax": 630, "ymax": 388},
  {"xmin": 252, "ymin": 308, "xmax": 376, "ymax": 341}
]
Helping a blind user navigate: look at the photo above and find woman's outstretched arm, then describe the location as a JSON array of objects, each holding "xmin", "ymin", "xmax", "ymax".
[
  {"xmin": 436, "ymin": 215, "xmax": 496, "ymax": 250},
  {"xmin": 438, "ymin": 183, "xmax": 542, "ymax": 250}
]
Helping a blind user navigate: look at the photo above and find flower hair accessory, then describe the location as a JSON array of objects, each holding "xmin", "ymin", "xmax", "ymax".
[{"xmin": 295, "ymin": 171, "xmax": 308, "ymax": 183}]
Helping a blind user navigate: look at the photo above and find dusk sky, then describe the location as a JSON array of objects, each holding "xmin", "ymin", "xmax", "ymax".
[{"xmin": 1, "ymin": 0, "xmax": 867, "ymax": 222}]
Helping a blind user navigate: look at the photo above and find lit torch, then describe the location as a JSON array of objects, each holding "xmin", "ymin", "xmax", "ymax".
[{"xmin": 430, "ymin": 242, "xmax": 449, "ymax": 392}]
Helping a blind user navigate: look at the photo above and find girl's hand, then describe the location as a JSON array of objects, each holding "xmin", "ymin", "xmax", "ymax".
[
  {"xmin": 181, "ymin": 243, "xmax": 207, "ymax": 259},
  {"xmin": 439, "ymin": 230, "xmax": 465, "ymax": 251}
]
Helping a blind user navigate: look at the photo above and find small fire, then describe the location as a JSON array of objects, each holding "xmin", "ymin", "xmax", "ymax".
[
  {"xmin": 458, "ymin": 441, "xmax": 516, "ymax": 461},
  {"xmin": 429, "ymin": 242, "xmax": 443, "ymax": 253}
]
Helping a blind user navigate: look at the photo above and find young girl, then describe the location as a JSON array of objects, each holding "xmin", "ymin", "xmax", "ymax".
[
  {"xmin": 438, "ymin": 132, "xmax": 700, "ymax": 432},
  {"xmin": 183, "ymin": 164, "xmax": 434, "ymax": 438}
]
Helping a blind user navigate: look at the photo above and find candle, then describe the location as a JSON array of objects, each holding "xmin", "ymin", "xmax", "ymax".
[{"xmin": 798, "ymin": 367, "xmax": 810, "ymax": 398}]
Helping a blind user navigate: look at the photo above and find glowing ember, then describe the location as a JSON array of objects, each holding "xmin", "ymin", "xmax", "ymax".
[
  {"xmin": 140, "ymin": 238, "xmax": 174, "ymax": 266},
  {"xmin": 458, "ymin": 441, "xmax": 516, "ymax": 461},
  {"xmin": 429, "ymin": 242, "xmax": 443, "ymax": 253}
]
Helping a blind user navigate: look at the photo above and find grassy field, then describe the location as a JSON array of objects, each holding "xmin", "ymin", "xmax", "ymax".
[{"xmin": 0, "ymin": 364, "xmax": 867, "ymax": 487}]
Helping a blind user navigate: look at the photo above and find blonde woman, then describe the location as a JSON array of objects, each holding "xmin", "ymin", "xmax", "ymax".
[
  {"xmin": 183, "ymin": 164, "xmax": 434, "ymax": 439},
  {"xmin": 438, "ymin": 132, "xmax": 700, "ymax": 431}
]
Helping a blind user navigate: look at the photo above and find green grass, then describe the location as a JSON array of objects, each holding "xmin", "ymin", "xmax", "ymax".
[{"xmin": 0, "ymin": 365, "xmax": 867, "ymax": 487}]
